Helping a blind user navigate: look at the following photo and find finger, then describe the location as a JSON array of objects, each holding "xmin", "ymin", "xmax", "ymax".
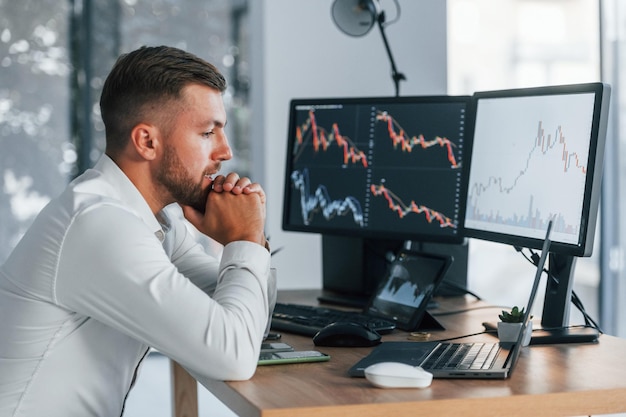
[
  {"xmin": 211, "ymin": 175, "xmax": 227, "ymax": 192},
  {"xmin": 242, "ymin": 182, "xmax": 262, "ymax": 194},
  {"xmin": 221, "ymin": 172, "xmax": 240, "ymax": 192},
  {"xmin": 243, "ymin": 183, "xmax": 266, "ymax": 204},
  {"xmin": 231, "ymin": 177, "xmax": 252, "ymax": 194}
]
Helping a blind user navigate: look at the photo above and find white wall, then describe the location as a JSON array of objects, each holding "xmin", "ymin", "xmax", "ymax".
[{"xmin": 250, "ymin": 0, "xmax": 448, "ymax": 289}]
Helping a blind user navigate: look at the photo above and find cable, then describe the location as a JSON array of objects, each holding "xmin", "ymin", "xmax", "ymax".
[
  {"xmin": 515, "ymin": 247, "xmax": 603, "ymax": 334},
  {"xmin": 437, "ymin": 280, "xmax": 483, "ymax": 300},
  {"xmin": 431, "ymin": 305, "xmax": 510, "ymax": 317},
  {"xmin": 381, "ymin": 0, "xmax": 401, "ymax": 27}
]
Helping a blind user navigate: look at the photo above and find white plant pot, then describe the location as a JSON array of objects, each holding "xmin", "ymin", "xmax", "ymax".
[{"xmin": 497, "ymin": 321, "xmax": 532, "ymax": 346}]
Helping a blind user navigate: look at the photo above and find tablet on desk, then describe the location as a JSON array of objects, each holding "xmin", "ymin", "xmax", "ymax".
[{"xmin": 364, "ymin": 250, "xmax": 452, "ymax": 331}]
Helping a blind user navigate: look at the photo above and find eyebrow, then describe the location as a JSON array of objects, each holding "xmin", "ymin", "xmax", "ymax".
[{"xmin": 207, "ymin": 118, "xmax": 227, "ymax": 129}]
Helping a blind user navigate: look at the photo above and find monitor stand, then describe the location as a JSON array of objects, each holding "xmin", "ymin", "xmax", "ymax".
[
  {"xmin": 319, "ymin": 235, "xmax": 470, "ymax": 306},
  {"xmin": 528, "ymin": 326, "xmax": 599, "ymax": 345},
  {"xmin": 483, "ymin": 252, "xmax": 599, "ymax": 345},
  {"xmin": 317, "ymin": 290, "xmax": 370, "ymax": 309},
  {"xmin": 482, "ymin": 321, "xmax": 599, "ymax": 344},
  {"xmin": 319, "ymin": 235, "xmax": 458, "ymax": 332},
  {"xmin": 536, "ymin": 253, "xmax": 599, "ymax": 344},
  {"xmin": 320, "ymin": 235, "xmax": 403, "ymax": 307}
]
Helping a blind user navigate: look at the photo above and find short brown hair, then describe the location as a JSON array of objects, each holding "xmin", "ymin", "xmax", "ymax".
[{"xmin": 100, "ymin": 45, "xmax": 227, "ymax": 153}]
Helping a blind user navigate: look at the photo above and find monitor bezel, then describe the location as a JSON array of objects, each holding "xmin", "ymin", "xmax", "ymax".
[
  {"xmin": 281, "ymin": 95, "xmax": 472, "ymax": 245},
  {"xmin": 461, "ymin": 82, "xmax": 610, "ymax": 257}
]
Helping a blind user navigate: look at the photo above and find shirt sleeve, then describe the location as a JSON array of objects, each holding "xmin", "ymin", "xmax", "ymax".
[
  {"xmin": 55, "ymin": 203, "xmax": 271, "ymax": 381},
  {"xmin": 162, "ymin": 218, "xmax": 221, "ymax": 296}
]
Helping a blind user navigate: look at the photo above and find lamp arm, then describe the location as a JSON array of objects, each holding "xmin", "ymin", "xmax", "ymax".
[{"xmin": 376, "ymin": 13, "xmax": 406, "ymax": 97}]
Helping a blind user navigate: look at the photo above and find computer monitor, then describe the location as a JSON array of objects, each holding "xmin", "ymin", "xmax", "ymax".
[
  {"xmin": 282, "ymin": 95, "xmax": 471, "ymax": 303},
  {"xmin": 462, "ymin": 82, "xmax": 611, "ymax": 331}
]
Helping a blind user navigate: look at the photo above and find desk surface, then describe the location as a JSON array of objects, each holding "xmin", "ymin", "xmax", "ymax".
[{"xmin": 201, "ymin": 290, "xmax": 626, "ymax": 417}]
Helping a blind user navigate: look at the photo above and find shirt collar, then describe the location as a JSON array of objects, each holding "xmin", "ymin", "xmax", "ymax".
[{"xmin": 93, "ymin": 155, "xmax": 166, "ymax": 241}]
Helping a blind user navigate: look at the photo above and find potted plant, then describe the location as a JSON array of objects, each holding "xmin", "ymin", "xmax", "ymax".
[{"xmin": 497, "ymin": 306, "xmax": 532, "ymax": 346}]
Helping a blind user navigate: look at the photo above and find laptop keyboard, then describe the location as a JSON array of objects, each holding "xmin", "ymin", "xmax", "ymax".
[
  {"xmin": 271, "ymin": 303, "xmax": 396, "ymax": 336},
  {"xmin": 421, "ymin": 342, "xmax": 500, "ymax": 370}
]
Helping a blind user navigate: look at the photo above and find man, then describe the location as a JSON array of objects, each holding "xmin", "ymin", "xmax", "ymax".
[{"xmin": 0, "ymin": 45, "xmax": 273, "ymax": 416}]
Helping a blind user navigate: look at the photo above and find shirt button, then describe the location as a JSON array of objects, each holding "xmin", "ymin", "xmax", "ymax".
[{"xmin": 155, "ymin": 230, "xmax": 165, "ymax": 241}]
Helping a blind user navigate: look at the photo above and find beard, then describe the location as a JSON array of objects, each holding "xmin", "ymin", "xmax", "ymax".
[{"xmin": 156, "ymin": 144, "xmax": 211, "ymax": 213}]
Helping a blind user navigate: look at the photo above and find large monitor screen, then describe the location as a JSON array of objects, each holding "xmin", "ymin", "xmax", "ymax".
[
  {"xmin": 282, "ymin": 95, "xmax": 471, "ymax": 244},
  {"xmin": 463, "ymin": 83, "xmax": 610, "ymax": 257}
]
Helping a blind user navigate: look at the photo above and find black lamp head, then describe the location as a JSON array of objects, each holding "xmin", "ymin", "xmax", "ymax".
[{"xmin": 331, "ymin": 0, "xmax": 381, "ymax": 37}]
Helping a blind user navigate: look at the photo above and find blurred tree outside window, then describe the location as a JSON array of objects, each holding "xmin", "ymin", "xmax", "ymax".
[
  {"xmin": 0, "ymin": 1, "xmax": 71, "ymax": 264},
  {"xmin": 0, "ymin": 0, "xmax": 251, "ymax": 263}
]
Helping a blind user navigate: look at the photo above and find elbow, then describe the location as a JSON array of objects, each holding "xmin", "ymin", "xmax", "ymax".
[
  {"xmin": 192, "ymin": 350, "xmax": 259, "ymax": 382},
  {"xmin": 227, "ymin": 365, "xmax": 257, "ymax": 381},
  {"xmin": 209, "ymin": 336, "xmax": 261, "ymax": 381},
  {"xmin": 218, "ymin": 353, "xmax": 259, "ymax": 381}
]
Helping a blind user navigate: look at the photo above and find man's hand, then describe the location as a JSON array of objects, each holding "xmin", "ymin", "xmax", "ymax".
[
  {"xmin": 211, "ymin": 172, "xmax": 266, "ymax": 204},
  {"xmin": 181, "ymin": 173, "xmax": 266, "ymax": 247}
]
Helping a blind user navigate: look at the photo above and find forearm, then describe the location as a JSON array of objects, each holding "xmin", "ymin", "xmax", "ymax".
[{"xmin": 56, "ymin": 207, "xmax": 271, "ymax": 381}]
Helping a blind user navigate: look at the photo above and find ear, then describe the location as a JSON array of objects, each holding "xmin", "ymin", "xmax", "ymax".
[{"xmin": 130, "ymin": 123, "xmax": 160, "ymax": 161}]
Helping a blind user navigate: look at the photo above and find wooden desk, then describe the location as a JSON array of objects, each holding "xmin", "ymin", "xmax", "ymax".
[{"xmin": 176, "ymin": 290, "xmax": 626, "ymax": 417}]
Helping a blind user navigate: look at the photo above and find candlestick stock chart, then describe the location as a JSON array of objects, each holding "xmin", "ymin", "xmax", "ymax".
[
  {"xmin": 375, "ymin": 110, "xmax": 461, "ymax": 169},
  {"xmin": 285, "ymin": 98, "xmax": 469, "ymax": 240},
  {"xmin": 370, "ymin": 182, "xmax": 457, "ymax": 228},
  {"xmin": 292, "ymin": 107, "xmax": 369, "ymax": 168}
]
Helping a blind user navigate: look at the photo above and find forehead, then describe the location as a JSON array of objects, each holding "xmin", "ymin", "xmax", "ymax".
[
  {"xmin": 178, "ymin": 84, "xmax": 226, "ymax": 123},
  {"xmin": 181, "ymin": 84, "xmax": 224, "ymax": 108}
]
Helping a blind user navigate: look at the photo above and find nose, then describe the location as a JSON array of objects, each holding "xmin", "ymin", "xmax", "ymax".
[{"xmin": 214, "ymin": 132, "xmax": 233, "ymax": 162}]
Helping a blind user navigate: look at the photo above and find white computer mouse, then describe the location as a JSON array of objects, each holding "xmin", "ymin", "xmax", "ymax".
[{"xmin": 364, "ymin": 361, "xmax": 433, "ymax": 389}]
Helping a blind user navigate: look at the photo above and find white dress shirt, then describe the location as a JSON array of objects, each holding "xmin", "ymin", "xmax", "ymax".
[{"xmin": 0, "ymin": 155, "xmax": 272, "ymax": 417}]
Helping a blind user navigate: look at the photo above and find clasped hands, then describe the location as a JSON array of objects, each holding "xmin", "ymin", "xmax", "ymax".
[{"xmin": 181, "ymin": 172, "xmax": 267, "ymax": 248}]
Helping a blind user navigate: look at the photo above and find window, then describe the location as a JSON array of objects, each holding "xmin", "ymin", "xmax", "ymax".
[
  {"xmin": 0, "ymin": 2, "xmax": 252, "ymax": 415},
  {"xmin": 0, "ymin": 2, "xmax": 71, "ymax": 264},
  {"xmin": 600, "ymin": 0, "xmax": 626, "ymax": 337},
  {"xmin": 0, "ymin": 0, "xmax": 251, "ymax": 264},
  {"xmin": 447, "ymin": 0, "xmax": 603, "ymax": 327}
]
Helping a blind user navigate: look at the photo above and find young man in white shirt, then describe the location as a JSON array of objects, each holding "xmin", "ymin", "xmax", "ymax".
[{"xmin": 0, "ymin": 45, "xmax": 273, "ymax": 417}]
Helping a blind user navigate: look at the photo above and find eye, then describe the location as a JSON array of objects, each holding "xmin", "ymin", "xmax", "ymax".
[{"xmin": 202, "ymin": 131, "xmax": 214, "ymax": 138}]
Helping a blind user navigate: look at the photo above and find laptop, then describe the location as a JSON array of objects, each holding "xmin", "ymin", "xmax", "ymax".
[{"xmin": 348, "ymin": 221, "xmax": 553, "ymax": 379}]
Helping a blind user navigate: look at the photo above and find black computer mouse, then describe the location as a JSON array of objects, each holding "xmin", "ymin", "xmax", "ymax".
[{"xmin": 312, "ymin": 321, "xmax": 382, "ymax": 347}]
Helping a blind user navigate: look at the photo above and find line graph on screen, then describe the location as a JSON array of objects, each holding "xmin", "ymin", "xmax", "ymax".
[
  {"xmin": 291, "ymin": 168, "xmax": 364, "ymax": 226},
  {"xmin": 466, "ymin": 119, "xmax": 590, "ymax": 239}
]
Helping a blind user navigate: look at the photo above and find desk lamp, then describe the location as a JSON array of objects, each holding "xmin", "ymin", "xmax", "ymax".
[{"xmin": 331, "ymin": 0, "xmax": 406, "ymax": 96}]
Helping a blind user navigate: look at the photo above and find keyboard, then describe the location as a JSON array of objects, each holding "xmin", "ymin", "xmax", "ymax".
[
  {"xmin": 271, "ymin": 303, "xmax": 396, "ymax": 337},
  {"xmin": 421, "ymin": 342, "xmax": 500, "ymax": 371}
]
